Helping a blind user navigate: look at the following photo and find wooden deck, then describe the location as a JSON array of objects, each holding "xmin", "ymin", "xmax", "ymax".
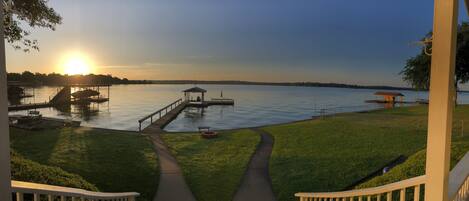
[{"xmin": 139, "ymin": 98, "xmax": 235, "ymax": 132}]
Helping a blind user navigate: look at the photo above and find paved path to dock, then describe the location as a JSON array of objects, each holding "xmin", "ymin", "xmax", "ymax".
[
  {"xmin": 233, "ymin": 128, "xmax": 277, "ymax": 201},
  {"xmin": 147, "ymin": 133, "xmax": 196, "ymax": 201}
]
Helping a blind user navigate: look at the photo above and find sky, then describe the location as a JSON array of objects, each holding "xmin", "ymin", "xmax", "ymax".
[{"xmin": 5, "ymin": 0, "xmax": 469, "ymax": 86}]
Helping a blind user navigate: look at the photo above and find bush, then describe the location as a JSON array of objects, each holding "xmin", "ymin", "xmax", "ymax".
[
  {"xmin": 358, "ymin": 142, "xmax": 469, "ymax": 188},
  {"xmin": 11, "ymin": 152, "xmax": 98, "ymax": 191}
]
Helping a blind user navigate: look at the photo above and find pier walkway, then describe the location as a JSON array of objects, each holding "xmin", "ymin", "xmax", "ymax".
[{"xmin": 139, "ymin": 99, "xmax": 188, "ymax": 132}]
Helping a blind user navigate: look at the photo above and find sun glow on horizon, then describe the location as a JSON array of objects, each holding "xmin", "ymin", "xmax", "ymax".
[{"xmin": 60, "ymin": 52, "xmax": 94, "ymax": 75}]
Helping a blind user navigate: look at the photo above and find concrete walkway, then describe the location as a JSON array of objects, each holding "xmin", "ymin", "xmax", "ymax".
[
  {"xmin": 233, "ymin": 129, "xmax": 277, "ymax": 201},
  {"xmin": 148, "ymin": 133, "xmax": 196, "ymax": 201}
]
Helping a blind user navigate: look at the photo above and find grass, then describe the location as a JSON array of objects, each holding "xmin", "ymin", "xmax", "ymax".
[
  {"xmin": 11, "ymin": 151, "xmax": 98, "ymax": 191},
  {"xmin": 263, "ymin": 105, "xmax": 469, "ymax": 201},
  {"xmin": 161, "ymin": 129, "xmax": 260, "ymax": 201},
  {"xmin": 10, "ymin": 127, "xmax": 158, "ymax": 201},
  {"xmin": 358, "ymin": 141, "xmax": 469, "ymax": 188}
]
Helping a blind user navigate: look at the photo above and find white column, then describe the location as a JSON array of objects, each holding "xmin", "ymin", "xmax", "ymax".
[
  {"xmin": 425, "ymin": 0, "xmax": 459, "ymax": 201},
  {"xmin": 0, "ymin": 1, "xmax": 11, "ymax": 200}
]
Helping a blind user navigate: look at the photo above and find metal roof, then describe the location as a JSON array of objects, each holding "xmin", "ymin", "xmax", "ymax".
[
  {"xmin": 374, "ymin": 91, "xmax": 404, "ymax": 97},
  {"xmin": 183, "ymin": 87, "xmax": 207, "ymax": 93}
]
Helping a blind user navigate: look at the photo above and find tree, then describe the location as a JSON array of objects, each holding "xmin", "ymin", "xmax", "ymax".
[
  {"xmin": 401, "ymin": 22, "xmax": 469, "ymax": 92},
  {"xmin": 3, "ymin": 0, "xmax": 62, "ymax": 52}
]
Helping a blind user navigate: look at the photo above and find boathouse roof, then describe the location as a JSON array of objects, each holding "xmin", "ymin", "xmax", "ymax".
[
  {"xmin": 374, "ymin": 91, "xmax": 404, "ymax": 97},
  {"xmin": 183, "ymin": 87, "xmax": 207, "ymax": 93}
]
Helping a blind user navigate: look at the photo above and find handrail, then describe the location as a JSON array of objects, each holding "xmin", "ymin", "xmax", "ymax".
[
  {"xmin": 12, "ymin": 180, "xmax": 139, "ymax": 201},
  {"xmin": 138, "ymin": 98, "xmax": 184, "ymax": 131},
  {"xmin": 295, "ymin": 176, "xmax": 425, "ymax": 200},
  {"xmin": 295, "ymin": 151, "xmax": 469, "ymax": 201},
  {"xmin": 448, "ymin": 151, "xmax": 469, "ymax": 201}
]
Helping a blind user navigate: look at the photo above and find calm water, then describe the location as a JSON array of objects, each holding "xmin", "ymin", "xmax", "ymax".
[{"xmin": 9, "ymin": 84, "xmax": 467, "ymax": 132}]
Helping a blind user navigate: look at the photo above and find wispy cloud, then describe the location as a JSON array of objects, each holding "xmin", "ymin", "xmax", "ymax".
[
  {"xmin": 100, "ymin": 62, "xmax": 190, "ymax": 70},
  {"xmin": 99, "ymin": 65, "xmax": 142, "ymax": 69}
]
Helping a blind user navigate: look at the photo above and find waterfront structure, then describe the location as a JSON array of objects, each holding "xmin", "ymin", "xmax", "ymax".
[
  {"xmin": 183, "ymin": 87, "xmax": 207, "ymax": 102},
  {"xmin": 374, "ymin": 91, "xmax": 404, "ymax": 103},
  {"xmin": 138, "ymin": 88, "xmax": 234, "ymax": 131}
]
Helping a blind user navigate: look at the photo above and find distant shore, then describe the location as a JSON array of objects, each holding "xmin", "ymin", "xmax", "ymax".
[{"xmin": 149, "ymin": 80, "xmax": 424, "ymax": 92}]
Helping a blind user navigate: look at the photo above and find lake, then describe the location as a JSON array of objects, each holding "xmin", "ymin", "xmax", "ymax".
[{"xmin": 8, "ymin": 84, "xmax": 463, "ymax": 132}]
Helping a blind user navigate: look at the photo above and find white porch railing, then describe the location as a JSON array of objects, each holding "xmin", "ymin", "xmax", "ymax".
[
  {"xmin": 295, "ymin": 152, "xmax": 469, "ymax": 201},
  {"xmin": 11, "ymin": 180, "xmax": 139, "ymax": 201}
]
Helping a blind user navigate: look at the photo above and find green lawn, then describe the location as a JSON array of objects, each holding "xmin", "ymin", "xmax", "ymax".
[
  {"xmin": 10, "ymin": 127, "xmax": 158, "ymax": 201},
  {"xmin": 161, "ymin": 129, "xmax": 260, "ymax": 201},
  {"xmin": 262, "ymin": 105, "xmax": 469, "ymax": 201}
]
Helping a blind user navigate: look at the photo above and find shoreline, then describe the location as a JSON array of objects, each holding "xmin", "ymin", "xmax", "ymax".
[{"xmin": 60, "ymin": 106, "xmax": 392, "ymax": 134}]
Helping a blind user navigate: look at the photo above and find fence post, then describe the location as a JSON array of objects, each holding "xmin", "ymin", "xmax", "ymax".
[
  {"xmin": 425, "ymin": 0, "xmax": 458, "ymax": 201},
  {"xmin": 0, "ymin": 1, "xmax": 12, "ymax": 200}
]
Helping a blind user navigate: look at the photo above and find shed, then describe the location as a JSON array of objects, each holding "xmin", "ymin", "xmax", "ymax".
[{"xmin": 374, "ymin": 91, "xmax": 404, "ymax": 103}]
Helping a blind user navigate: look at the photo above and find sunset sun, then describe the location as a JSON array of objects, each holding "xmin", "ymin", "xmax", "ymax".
[{"xmin": 61, "ymin": 53, "xmax": 93, "ymax": 75}]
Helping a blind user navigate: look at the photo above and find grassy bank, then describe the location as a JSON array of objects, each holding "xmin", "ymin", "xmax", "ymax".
[
  {"xmin": 358, "ymin": 141, "xmax": 469, "ymax": 188},
  {"xmin": 10, "ymin": 127, "xmax": 158, "ymax": 201},
  {"xmin": 161, "ymin": 130, "xmax": 260, "ymax": 201},
  {"xmin": 11, "ymin": 151, "xmax": 98, "ymax": 191},
  {"xmin": 263, "ymin": 105, "xmax": 469, "ymax": 201}
]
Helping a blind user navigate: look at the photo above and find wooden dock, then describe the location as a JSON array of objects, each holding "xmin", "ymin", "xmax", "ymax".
[
  {"xmin": 8, "ymin": 98, "xmax": 111, "ymax": 111},
  {"xmin": 139, "ymin": 99, "xmax": 188, "ymax": 133},
  {"xmin": 139, "ymin": 98, "xmax": 235, "ymax": 132},
  {"xmin": 8, "ymin": 102, "xmax": 52, "ymax": 111},
  {"xmin": 187, "ymin": 99, "xmax": 235, "ymax": 108}
]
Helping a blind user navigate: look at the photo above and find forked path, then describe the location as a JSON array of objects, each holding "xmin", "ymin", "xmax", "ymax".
[
  {"xmin": 147, "ymin": 132, "xmax": 196, "ymax": 201},
  {"xmin": 233, "ymin": 129, "xmax": 277, "ymax": 201}
]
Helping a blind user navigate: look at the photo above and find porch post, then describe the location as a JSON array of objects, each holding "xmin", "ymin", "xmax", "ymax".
[
  {"xmin": 425, "ymin": 0, "xmax": 459, "ymax": 201},
  {"xmin": 0, "ymin": 1, "xmax": 12, "ymax": 200}
]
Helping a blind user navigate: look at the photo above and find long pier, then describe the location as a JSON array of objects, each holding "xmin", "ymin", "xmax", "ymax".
[
  {"xmin": 139, "ymin": 98, "xmax": 235, "ymax": 133},
  {"xmin": 8, "ymin": 102, "xmax": 52, "ymax": 111},
  {"xmin": 139, "ymin": 99, "xmax": 188, "ymax": 133}
]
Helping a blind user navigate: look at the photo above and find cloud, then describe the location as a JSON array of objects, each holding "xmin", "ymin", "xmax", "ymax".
[{"xmin": 99, "ymin": 65, "xmax": 141, "ymax": 69}]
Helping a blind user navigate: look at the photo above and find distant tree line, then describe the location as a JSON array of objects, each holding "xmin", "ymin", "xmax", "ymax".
[
  {"xmin": 7, "ymin": 71, "xmax": 151, "ymax": 85},
  {"xmin": 151, "ymin": 80, "xmax": 417, "ymax": 91}
]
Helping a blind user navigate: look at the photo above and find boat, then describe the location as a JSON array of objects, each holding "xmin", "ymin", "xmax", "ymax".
[{"xmin": 72, "ymin": 89, "xmax": 100, "ymax": 99}]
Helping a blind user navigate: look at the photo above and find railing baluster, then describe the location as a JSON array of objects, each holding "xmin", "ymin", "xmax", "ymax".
[
  {"xmin": 358, "ymin": 196, "xmax": 362, "ymax": 201},
  {"xmin": 414, "ymin": 185, "xmax": 420, "ymax": 201},
  {"xmin": 367, "ymin": 195, "xmax": 371, "ymax": 201},
  {"xmin": 16, "ymin": 192, "xmax": 24, "ymax": 201},
  {"xmin": 61, "ymin": 195, "xmax": 66, "ymax": 201},
  {"xmin": 48, "ymin": 195, "xmax": 53, "ymax": 201},
  {"xmin": 33, "ymin": 193, "xmax": 39, "ymax": 201},
  {"xmin": 377, "ymin": 194, "xmax": 381, "ymax": 201},
  {"xmin": 400, "ymin": 189, "xmax": 405, "ymax": 201},
  {"xmin": 387, "ymin": 192, "xmax": 392, "ymax": 201}
]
